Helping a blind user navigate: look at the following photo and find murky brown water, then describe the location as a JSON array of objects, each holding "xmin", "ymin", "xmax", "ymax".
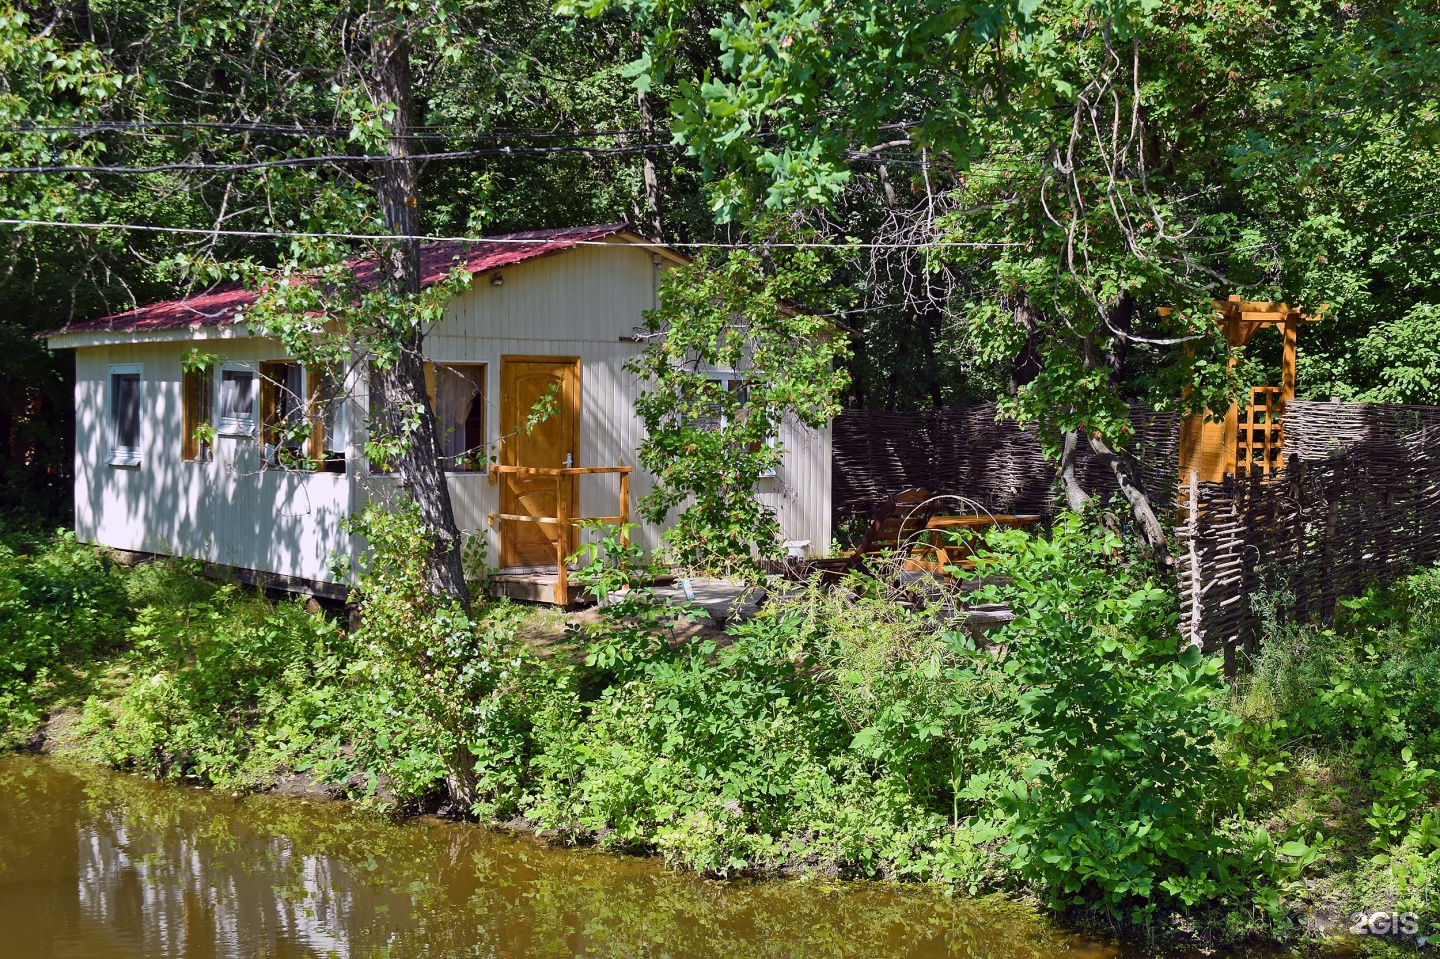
[{"xmin": 0, "ymin": 754, "xmax": 1141, "ymax": 959}]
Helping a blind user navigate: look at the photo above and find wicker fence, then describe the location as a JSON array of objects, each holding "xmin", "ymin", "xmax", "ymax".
[
  {"xmin": 832, "ymin": 403, "xmax": 1180, "ymax": 522},
  {"xmin": 833, "ymin": 400, "xmax": 1440, "ymax": 672},
  {"xmin": 1177, "ymin": 402, "xmax": 1440, "ymax": 668}
]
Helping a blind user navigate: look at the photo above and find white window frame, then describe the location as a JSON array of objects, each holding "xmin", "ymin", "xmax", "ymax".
[
  {"xmin": 699, "ymin": 369, "xmax": 779, "ymax": 479},
  {"xmin": 107, "ymin": 363, "xmax": 144, "ymax": 467},
  {"xmin": 215, "ymin": 361, "xmax": 258, "ymax": 436}
]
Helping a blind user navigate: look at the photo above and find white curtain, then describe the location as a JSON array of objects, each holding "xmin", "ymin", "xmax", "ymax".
[{"xmin": 434, "ymin": 367, "xmax": 482, "ymax": 463}]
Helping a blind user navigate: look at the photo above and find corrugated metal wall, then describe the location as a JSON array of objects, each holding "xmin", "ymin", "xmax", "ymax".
[
  {"xmin": 428, "ymin": 243, "xmax": 832, "ymax": 560},
  {"xmin": 73, "ymin": 340, "xmax": 357, "ymax": 584}
]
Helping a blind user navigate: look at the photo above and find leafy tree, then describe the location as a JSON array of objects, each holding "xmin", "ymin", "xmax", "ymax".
[
  {"xmin": 576, "ymin": 0, "xmax": 1440, "ymax": 554},
  {"xmin": 630, "ymin": 245, "xmax": 849, "ymax": 569}
]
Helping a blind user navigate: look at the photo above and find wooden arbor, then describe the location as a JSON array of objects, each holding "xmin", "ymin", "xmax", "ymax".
[{"xmin": 1178, "ymin": 296, "xmax": 1327, "ymax": 483}]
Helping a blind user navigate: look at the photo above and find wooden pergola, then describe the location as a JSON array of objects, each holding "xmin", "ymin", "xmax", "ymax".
[{"xmin": 1178, "ymin": 296, "xmax": 1327, "ymax": 483}]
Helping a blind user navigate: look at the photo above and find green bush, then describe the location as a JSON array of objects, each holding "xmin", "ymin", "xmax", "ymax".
[
  {"xmin": 958, "ymin": 516, "xmax": 1290, "ymax": 922},
  {"xmin": 6, "ymin": 519, "xmax": 1439, "ymax": 941},
  {"xmin": 525, "ymin": 600, "xmax": 855, "ymax": 872},
  {"xmin": 73, "ymin": 578, "xmax": 343, "ymax": 788},
  {"xmin": 0, "ymin": 531, "xmax": 129, "ymax": 744},
  {"xmin": 1238, "ymin": 563, "xmax": 1440, "ymax": 938}
]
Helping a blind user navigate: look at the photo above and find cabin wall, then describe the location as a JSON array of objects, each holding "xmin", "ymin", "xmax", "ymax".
[
  {"xmin": 66, "ymin": 241, "xmax": 835, "ymax": 592},
  {"xmin": 72, "ymin": 339, "xmax": 356, "ymax": 585},
  {"xmin": 428, "ymin": 242, "xmax": 832, "ymax": 561}
]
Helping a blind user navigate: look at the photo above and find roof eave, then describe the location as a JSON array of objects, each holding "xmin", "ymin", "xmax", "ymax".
[{"xmin": 45, "ymin": 322, "xmax": 256, "ymax": 350}]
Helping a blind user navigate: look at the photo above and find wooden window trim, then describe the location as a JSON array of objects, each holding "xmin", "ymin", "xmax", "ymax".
[{"xmin": 182, "ymin": 365, "xmax": 213, "ymax": 463}]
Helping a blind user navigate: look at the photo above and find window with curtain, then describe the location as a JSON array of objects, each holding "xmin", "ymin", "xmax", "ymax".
[
  {"xmin": 431, "ymin": 363, "xmax": 486, "ymax": 471},
  {"xmin": 261, "ymin": 361, "xmax": 307, "ymax": 467},
  {"xmin": 217, "ymin": 366, "xmax": 256, "ymax": 435},
  {"xmin": 309, "ymin": 364, "xmax": 348, "ymax": 472}
]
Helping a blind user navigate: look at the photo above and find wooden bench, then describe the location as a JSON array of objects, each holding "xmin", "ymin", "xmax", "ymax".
[
  {"xmin": 923, "ymin": 513, "xmax": 1042, "ymax": 570},
  {"xmin": 801, "ymin": 488, "xmax": 941, "ymax": 584}
]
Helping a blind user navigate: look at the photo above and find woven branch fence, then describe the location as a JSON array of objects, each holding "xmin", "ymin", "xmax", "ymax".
[
  {"xmin": 832, "ymin": 403, "xmax": 1180, "ymax": 522},
  {"xmin": 1177, "ymin": 402, "xmax": 1440, "ymax": 670},
  {"xmin": 834, "ymin": 401, "xmax": 1440, "ymax": 673}
]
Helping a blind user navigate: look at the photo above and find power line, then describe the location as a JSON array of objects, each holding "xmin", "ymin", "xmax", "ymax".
[
  {"xmin": 0, "ymin": 218, "xmax": 1020, "ymax": 250},
  {"xmin": 0, "ymin": 143, "xmax": 677, "ymax": 175},
  {"xmin": 4, "ymin": 121, "xmax": 659, "ymax": 141}
]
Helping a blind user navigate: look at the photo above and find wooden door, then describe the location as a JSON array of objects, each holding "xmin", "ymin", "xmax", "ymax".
[{"xmin": 500, "ymin": 356, "xmax": 580, "ymax": 568}]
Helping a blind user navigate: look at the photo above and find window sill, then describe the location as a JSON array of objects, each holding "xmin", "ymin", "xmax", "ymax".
[{"xmin": 107, "ymin": 450, "xmax": 142, "ymax": 467}]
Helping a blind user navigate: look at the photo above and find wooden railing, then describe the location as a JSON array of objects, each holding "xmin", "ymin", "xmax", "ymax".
[{"xmin": 486, "ymin": 464, "xmax": 632, "ymax": 606}]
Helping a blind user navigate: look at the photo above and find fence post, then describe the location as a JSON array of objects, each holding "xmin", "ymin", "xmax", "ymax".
[
  {"xmin": 555, "ymin": 473, "xmax": 570, "ymax": 607},
  {"xmin": 1185, "ymin": 468, "xmax": 1204, "ymax": 651},
  {"xmin": 619, "ymin": 470, "xmax": 631, "ymax": 548}
]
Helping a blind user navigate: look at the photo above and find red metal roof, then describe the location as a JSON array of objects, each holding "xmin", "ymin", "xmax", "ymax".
[{"xmin": 48, "ymin": 223, "xmax": 630, "ymax": 337}]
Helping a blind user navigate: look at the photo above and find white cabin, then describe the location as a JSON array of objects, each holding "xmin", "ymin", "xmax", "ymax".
[{"xmin": 45, "ymin": 224, "xmax": 832, "ymax": 600}]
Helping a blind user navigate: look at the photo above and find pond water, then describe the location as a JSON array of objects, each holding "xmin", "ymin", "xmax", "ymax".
[{"xmin": 0, "ymin": 754, "xmax": 1146, "ymax": 959}]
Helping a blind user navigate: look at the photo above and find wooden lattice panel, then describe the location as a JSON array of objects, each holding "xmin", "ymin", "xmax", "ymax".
[{"xmin": 1237, "ymin": 386, "xmax": 1285, "ymax": 476}]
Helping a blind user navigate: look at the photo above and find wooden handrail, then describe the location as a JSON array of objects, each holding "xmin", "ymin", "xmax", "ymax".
[
  {"xmin": 490, "ymin": 513, "xmax": 628, "ymax": 526},
  {"xmin": 488, "ymin": 465, "xmax": 633, "ymax": 476},
  {"xmin": 487, "ymin": 464, "xmax": 633, "ymax": 606}
]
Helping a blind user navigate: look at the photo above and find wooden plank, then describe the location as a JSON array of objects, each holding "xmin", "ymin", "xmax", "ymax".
[
  {"xmin": 554, "ymin": 472, "xmax": 570, "ymax": 607},
  {"xmin": 489, "ymin": 465, "xmax": 632, "ymax": 475},
  {"xmin": 619, "ymin": 471, "xmax": 631, "ymax": 547},
  {"xmin": 489, "ymin": 575, "xmax": 558, "ymax": 604},
  {"xmin": 1281, "ymin": 318, "xmax": 1298, "ymax": 404}
]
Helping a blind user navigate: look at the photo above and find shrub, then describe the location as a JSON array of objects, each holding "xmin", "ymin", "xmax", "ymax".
[
  {"xmin": 74, "ymin": 579, "xmax": 342, "ymax": 788},
  {"xmin": 0, "ymin": 531, "xmax": 129, "ymax": 744},
  {"xmin": 962, "ymin": 516, "xmax": 1262, "ymax": 920},
  {"xmin": 1240, "ymin": 563, "xmax": 1440, "ymax": 937}
]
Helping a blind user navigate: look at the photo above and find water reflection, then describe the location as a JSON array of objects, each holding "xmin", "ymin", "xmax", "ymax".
[{"xmin": 0, "ymin": 755, "xmax": 1123, "ymax": 959}]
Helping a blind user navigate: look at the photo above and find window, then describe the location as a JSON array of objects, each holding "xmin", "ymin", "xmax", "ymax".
[
  {"xmin": 310, "ymin": 364, "xmax": 348, "ymax": 473},
  {"xmin": 182, "ymin": 365, "xmax": 213, "ymax": 462},
  {"xmin": 108, "ymin": 364, "xmax": 142, "ymax": 466},
  {"xmin": 217, "ymin": 364, "xmax": 256, "ymax": 435},
  {"xmin": 427, "ymin": 363, "xmax": 487, "ymax": 471},
  {"xmin": 696, "ymin": 370, "xmax": 778, "ymax": 478},
  {"xmin": 260, "ymin": 361, "xmax": 307, "ymax": 466}
]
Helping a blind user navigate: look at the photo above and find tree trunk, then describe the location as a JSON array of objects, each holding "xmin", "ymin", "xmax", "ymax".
[
  {"xmin": 1084, "ymin": 431, "xmax": 1169, "ymax": 559},
  {"xmin": 1076, "ymin": 311, "xmax": 1170, "ymax": 559},
  {"xmin": 1104, "ymin": 289, "xmax": 1134, "ymax": 383},
  {"xmin": 637, "ymin": 86, "xmax": 664, "ymax": 240},
  {"xmin": 1058, "ymin": 429, "xmax": 1091, "ymax": 513},
  {"xmin": 371, "ymin": 20, "xmax": 471, "ymax": 610},
  {"xmin": 1008, "ymin": 295, "xmax": 1043, "ymax": 394}
]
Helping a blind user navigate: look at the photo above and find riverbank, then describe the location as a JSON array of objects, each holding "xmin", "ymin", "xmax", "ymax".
[
  {"xmin": 2, "ymin": 519, "xmax": 1437, "ymax": 951},
  {"xmin": 1, "ymin": 751, "xmax": 1113, "ymax": 959}
]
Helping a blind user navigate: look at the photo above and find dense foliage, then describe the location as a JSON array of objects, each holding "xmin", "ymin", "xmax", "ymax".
[
  {"xmin": 4, "ymin": 522, "xmax": 1437, "ymax": 942},
  {"xmin": 6, "ymin": 0, "xmax": 1437, "ymax": 532},
  {"xmin": 630, "ymin": 248, "xmax": 850, "ymax": 568}
]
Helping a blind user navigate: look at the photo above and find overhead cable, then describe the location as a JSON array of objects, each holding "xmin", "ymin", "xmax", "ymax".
[{"xmin": 0, "ymin": 218, "xmax": 1019, "ymax": 250}]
